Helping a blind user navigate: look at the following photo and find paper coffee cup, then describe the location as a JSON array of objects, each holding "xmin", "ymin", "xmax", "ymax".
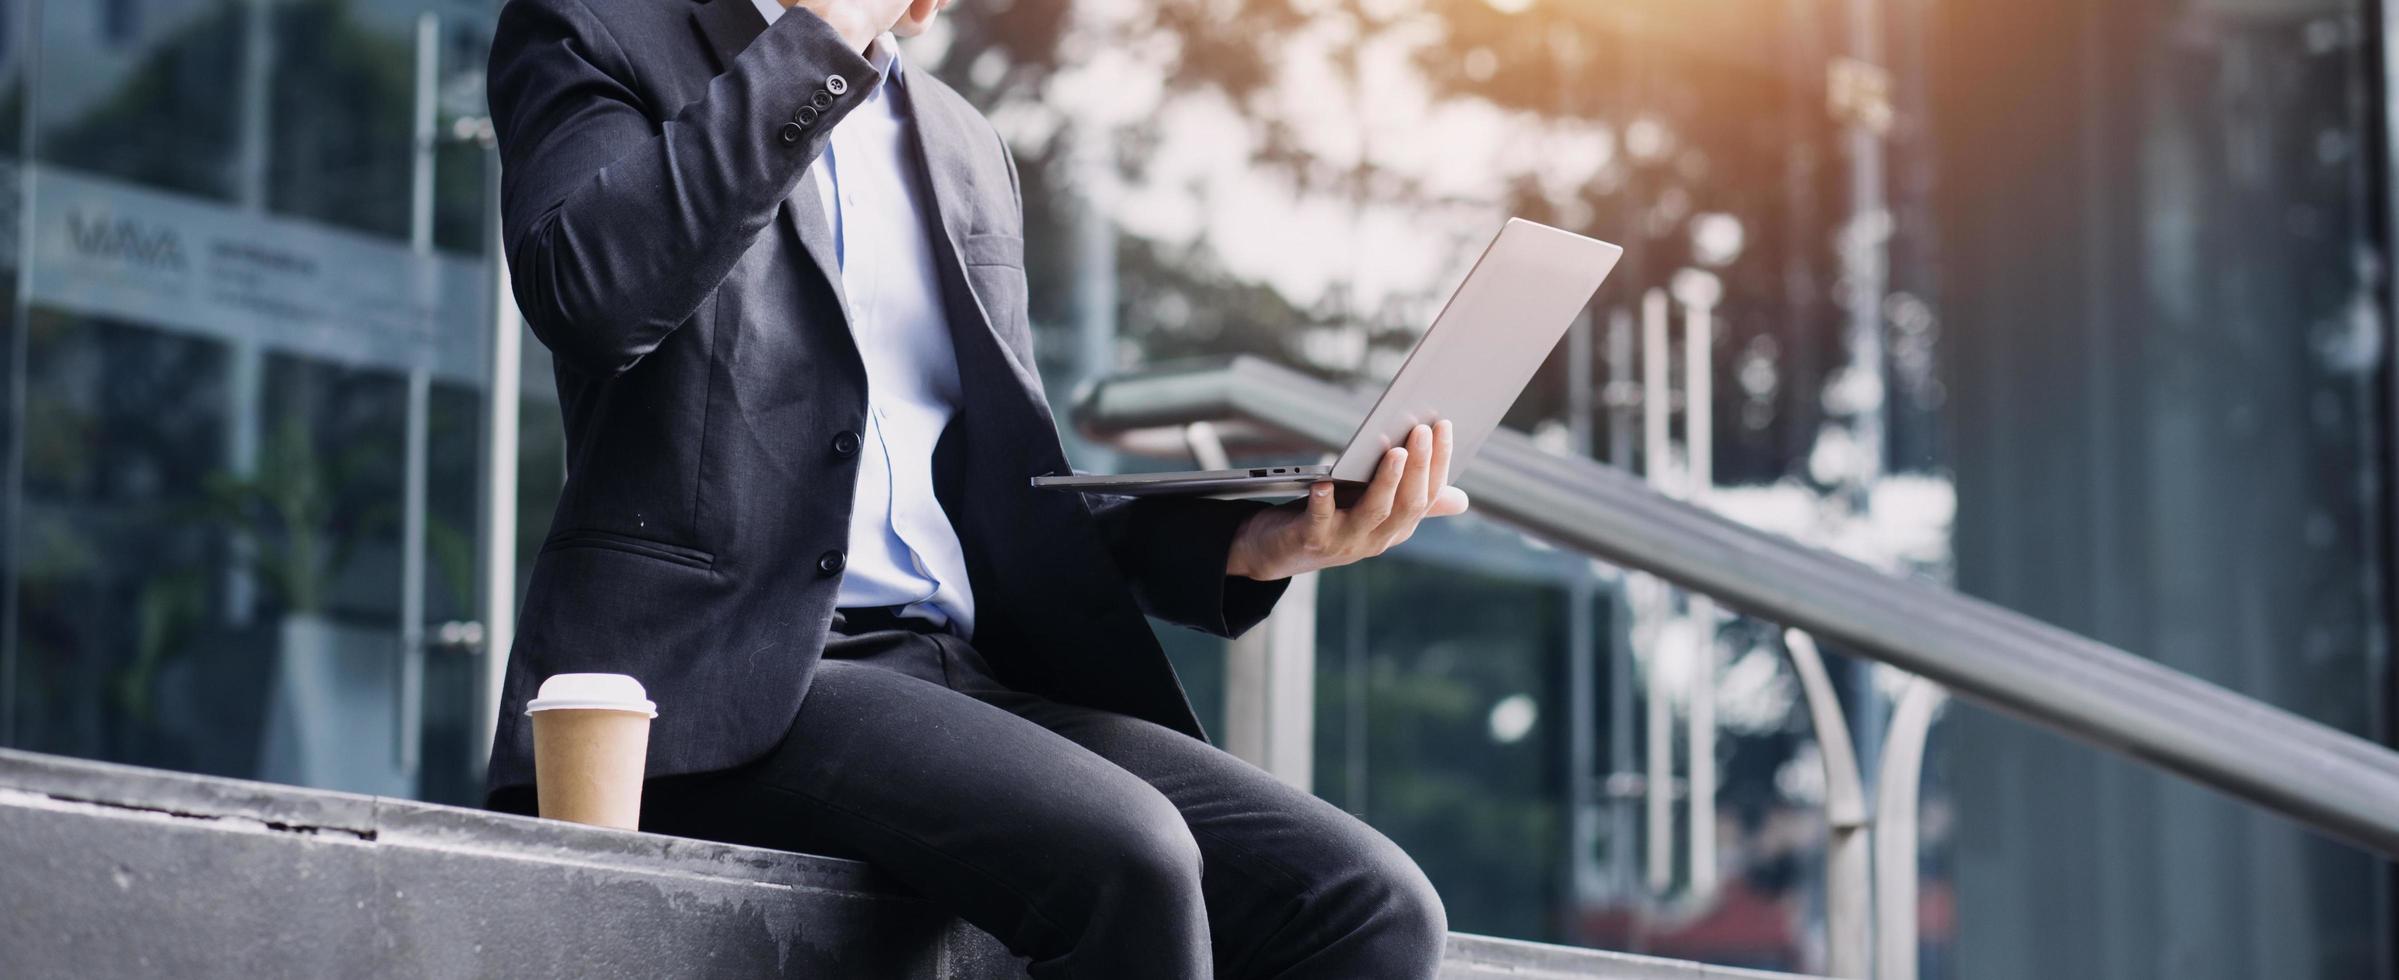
[{"xmin": 527, "ymin": 673, "xmax": 658, "ymax": 830}]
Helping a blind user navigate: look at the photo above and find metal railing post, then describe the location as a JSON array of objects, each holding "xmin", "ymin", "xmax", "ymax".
[
  {"xmin": 1785, "ymin": 630, "xmax": 1871, "ymax": 979},
  {"xmin": 1224, "ymin": 574, "xmax": 1317, "ymax": 792},
  {"xmin": 1875, "ymin": 676, "xmax": 1947, "ymax": 980},
  {"xmin": 1679, "ymin": 277, "xmax": 1722, "ymax": 899},
  {"xmin": 477, "ymin": 146, "xmax": 523, "ymax": 770},
  {"xmin": 1639, "ymin": 289, "xmax": 1678, "ymax": 894}
]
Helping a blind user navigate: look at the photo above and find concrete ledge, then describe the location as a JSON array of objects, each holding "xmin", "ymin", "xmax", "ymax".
[
  {"xmin": 0, "ymin": 749, "xmax": 1820, "ymax": 979},
  {"xmin": 0, "ymin": 749, "xmax": 1018, "ymax": 978},
  {"xmin": 1439, "ymin": 935, "xmax": 1815, "ymax": 980}
]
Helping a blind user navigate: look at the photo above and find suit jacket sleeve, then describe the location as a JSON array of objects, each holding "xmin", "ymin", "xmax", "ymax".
[
  {"xmin": 489, "ymin": 0, "xmax": 875, "ymax": 375},
  {"xmin": 1084, "ymin": 495, "xmax": 1292, "ymax": 638}
]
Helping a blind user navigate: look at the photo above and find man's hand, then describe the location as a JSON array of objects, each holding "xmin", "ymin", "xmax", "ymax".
[
  {"xmin": 783, "ymin": 0, "xmax": 943, "ymax": 51},
  {"xmin": 891, "ymin": 0, "xmax": 953, "ymax": 37},
  {"xmin": 1225, "ymin": 421, "xmax": 1471, "ymax": 582}
]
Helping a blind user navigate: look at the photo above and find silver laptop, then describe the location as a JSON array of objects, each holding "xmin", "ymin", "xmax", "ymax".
[{"xmin": 1032, "ymin": 218, "xmax": 1624, "ymax": 498}]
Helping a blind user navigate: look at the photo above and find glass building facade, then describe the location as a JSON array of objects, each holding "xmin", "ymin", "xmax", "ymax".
[
  {"xmin": 0, "ymin": 0, "xmax": 2389, "ymax": 977},
  {"xmin": 0, "ymin": 0, "xmax": 502, "ymax": 806}
]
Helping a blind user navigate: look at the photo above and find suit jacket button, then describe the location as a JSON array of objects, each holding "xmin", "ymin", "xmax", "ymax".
[
  {"xmin": 831, "ymin": 430, "xmax": 861, "ymax": 456},
  {"xmin": 778, "ymin": 122, "xmax": 803, "ymax": 145},
  {"xmin": 826, "ymin": 74, "xmax": 849, "ymax": 96},
  {"xmin": 817, "ymin": 550, "xmax": 846, "ymax": 576},
  {"xmin": 795, "ymin": 105, "xmax": 819, "ymax": 127},
  {"xmin": 811, "ymin": 91, "xmax": 833, "ymax": 110}
]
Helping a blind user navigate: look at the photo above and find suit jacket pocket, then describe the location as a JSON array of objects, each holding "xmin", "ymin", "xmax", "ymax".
[{"xmin": 542, "ymin": 528, "xmax": 716, "ymax": 570}]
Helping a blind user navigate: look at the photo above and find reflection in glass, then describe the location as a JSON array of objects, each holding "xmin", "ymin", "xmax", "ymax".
[{"xmin": 4, "ymin": 0, "xmax": 500, "ymax": 806}]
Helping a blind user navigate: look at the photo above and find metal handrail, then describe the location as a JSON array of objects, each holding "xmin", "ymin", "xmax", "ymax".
[{"xmin": 1072, "ymin": 356, "xmax": 2399, "ymax": 858}]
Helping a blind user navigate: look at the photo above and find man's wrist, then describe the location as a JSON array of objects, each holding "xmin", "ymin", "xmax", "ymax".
[{"xmin": 1225, "ymin": 511, "xmax": 1266, "ymax": 581}]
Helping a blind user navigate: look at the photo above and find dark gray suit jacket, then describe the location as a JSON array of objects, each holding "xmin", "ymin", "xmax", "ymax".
[{"xmin": 483, "ymin": 0, "xmax": 1288, "ymax": 806}]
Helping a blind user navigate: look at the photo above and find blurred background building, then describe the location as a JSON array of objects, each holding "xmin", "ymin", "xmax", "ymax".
[{"xmin": 0, "ymin": 0, "xmax": 2387, "ymax": 977}]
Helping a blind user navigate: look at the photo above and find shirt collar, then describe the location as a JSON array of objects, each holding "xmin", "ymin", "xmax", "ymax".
[
  {"xmin": 747, "ymin": 1, "xmax": 904, "ymax": 91},
  {"xmin": 867, "ymin": 34, "xmax": 905, "ymax": 89}
]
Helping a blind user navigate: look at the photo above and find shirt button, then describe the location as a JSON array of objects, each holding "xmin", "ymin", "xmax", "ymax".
[
  {"xmin": 817, "ymin": 550, "xmax": 846, "ymax": 576},
  {"xmin": 831, "ymin": 430, "xmax": 861, "ymax": 456},
  {"xmin": 826, "ymin": 74, "xmax": 850, "ymax": 96},
  {"xmin": 778, "ymin": 122, "xmax": 803, "ymax": 145}
]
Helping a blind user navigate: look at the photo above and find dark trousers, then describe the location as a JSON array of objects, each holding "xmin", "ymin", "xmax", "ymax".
[{"xmin": 640, "ymin": 621, "xmax": 1447, "ymax": 979}]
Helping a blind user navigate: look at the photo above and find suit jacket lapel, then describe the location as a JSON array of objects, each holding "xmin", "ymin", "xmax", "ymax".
[
  {"xmin": 901, "ymin": 79, "xmax": 1049, "ymax": 408},
  {"xmin": 780, "ymin": 171, "xmax": 851, "ymax": 323},
  {"xmin": 692, "ymin": 0, "xmax": 850, "ymax": 323}
]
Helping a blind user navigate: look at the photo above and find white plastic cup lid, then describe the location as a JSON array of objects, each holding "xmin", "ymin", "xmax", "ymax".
[{"xmin": 526, "ymin": 673, "xmax": 658, "ymax": 718}]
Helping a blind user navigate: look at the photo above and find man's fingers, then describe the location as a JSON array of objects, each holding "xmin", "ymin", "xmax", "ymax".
[
  {"xmin": 1390, "ymin": 424, "xmax": 1433, "ymax": 527},
  {"xmin": 1429, "ymin": 419, "xmax": 1455, "ymax": 493},
  {"xmin": 1420, "ymin": 418, "xmax": 1460, "ymax": 525},
  {"xmin": 1427, "ymin": 485, "xmax": 1470, "ymax": 517},
  {"xmin": 893, "ymin": 0, "xmax": 944, "ymax": 36},
  {"xmin": 1303, "ymin": 482, "xmax": 1337, "ymax": 553},
  {"xmin": 1357, "ymin": 445, "xmax": 1407, "ymax": 528},
  {"xmin": 1270, "ymin": 426, "xmax": 1462, "ymax": 573}
]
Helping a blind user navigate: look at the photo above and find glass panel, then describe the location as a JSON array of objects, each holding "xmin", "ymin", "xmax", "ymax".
[
  {"xmin": 14, "ymin": 312, "xmax": 237, "ymax": 772},
  {"xmin": 3, "ymin": 0, "xmax": 502, "ymax": 806},
  {"xmin": 1312, "ymin": 542, "xmax": 1570, "ymax": 939}
]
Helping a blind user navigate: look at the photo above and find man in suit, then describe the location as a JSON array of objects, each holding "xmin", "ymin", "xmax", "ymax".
[{"xmin": 484, "ymin": 0, "xmax": 1469, "ymax": 974}]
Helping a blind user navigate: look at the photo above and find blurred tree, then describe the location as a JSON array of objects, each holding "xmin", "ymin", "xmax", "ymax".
[{"xmin": 928, "ymin": 0, "xmax": 1870, "ymax": 486}]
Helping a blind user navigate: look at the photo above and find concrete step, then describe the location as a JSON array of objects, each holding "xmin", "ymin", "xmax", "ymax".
[{"xmin": 0, "ymin": 748, "xmax": 1819, "ymax": 979}]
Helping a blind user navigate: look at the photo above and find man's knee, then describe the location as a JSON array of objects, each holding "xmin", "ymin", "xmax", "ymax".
[
  {"xmin": 1003, "ymin": 787, "xmax": 1208, "ymax": 976},
  {"xmin": 1088, "ymin": 790, "xmax": 1204, "ymax": 904},
  {"xmin": 1300, "ymin": 828, "xmax": 1447, "ymax": 973},
  {"xmin": 1377, "ymin": 849, "xmax": 1447, "ymax": 954},
  {"xmin": 1354, "ymin": 841, "xmax": 1446, "ymax": 949},
  {"xmin": 1030, "ymin": 777, "xmax": 1202, "ymax": 919}
]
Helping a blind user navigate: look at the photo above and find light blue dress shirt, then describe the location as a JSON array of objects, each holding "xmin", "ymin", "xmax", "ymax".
[{"xmin": 751, "ymin": 2, "xmax": 975, "ymax": 633}]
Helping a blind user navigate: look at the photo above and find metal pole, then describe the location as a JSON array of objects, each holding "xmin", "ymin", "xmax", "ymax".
[
  {"xmin": 394, "ymin": 10, "xmax": 438, "ymax": 779},
  {"xmin": 1221, "ymin": 571, "xmax": 1316, "ymax": 791},
  {"xmin": 1603, "ymin": 309, "xmax": 1639, "ymax": 896},
  {"xmin": 1875, "ymin": 676, "xmax": 1946, "ymax": 980},
  {"xmin": 1068, "ymin": 125, "xmax": 1117, "ymax": 470},
  {"xmin": 1640, "ymin": 289, "xmax": 1675, "ymax": 894},
  {"xmin": 225, "ymin": 0, "xmax": 277, "ymax": 627},
  {"xmin": 1343, "ymin": 568, "xmax": 1369, "ymax": 812},
  {"xmin": 1839, "ymin": 3, "xmax": 1889, "ymax": 501},
  {"xmin": 476, "ymin": 154, "xmax": 523, "ymax": 772},
  {"xmin": 1642, "ymin": 290, "xmax": 1674, "ymax": 488},
  {"xmin": 1681, "ymin": 284, "xmax": 1719, "ymax": 899},
  {"xmin": 1565, "ymin": 312, "xmax": 1603, "ymax": 904},
  {"xmin": 1838, "ymin": 0, "xmax": 1892, "ymax": 796},
  {"xmin": 1786, "ymin": 630, "xmax": 1870, "ymax": 979},
  {"xmin": 2370, "ymin": 0, "xmax": 2399, "ymax": 972}
]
